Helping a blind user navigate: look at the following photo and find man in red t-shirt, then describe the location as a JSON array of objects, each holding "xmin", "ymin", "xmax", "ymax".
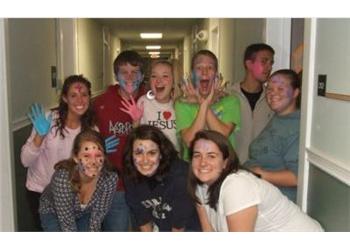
[{"xmin": 93, "ymin": 50, "xmax": 146, "ymax": 231}]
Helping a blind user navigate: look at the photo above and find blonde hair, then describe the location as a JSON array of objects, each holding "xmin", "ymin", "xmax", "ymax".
[{"xmin": 150, "ymin": 59, "xmax": 182, "ymax": 100}]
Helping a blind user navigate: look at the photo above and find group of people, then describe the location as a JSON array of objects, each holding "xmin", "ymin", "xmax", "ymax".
[{"xmin": 20, "ymin": 43, "xmax": 323, "ymax": 232}]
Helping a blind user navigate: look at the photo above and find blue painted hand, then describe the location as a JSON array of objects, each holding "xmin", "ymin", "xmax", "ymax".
[
  {"xmin": 28, "ymin": 103, "xmax": 52, "ymax": 136},
  {"xmin": 104, "ymin": 134, "xmax": 119, "ymax": 154}
]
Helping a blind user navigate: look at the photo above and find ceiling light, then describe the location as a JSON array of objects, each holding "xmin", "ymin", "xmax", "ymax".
[
  {"xmin": 140, "ymin": 33, "xmax": 163, "ymax": 39},
  {"xmin": 150, "ymin": 54, "xmax": 160, "ymax": 58},
  {"xmin": 148, "ymin": 51, "xmax": 160, "ymax": 55},
  {"xmin": 146, "ymin": 45, "xmax": 161, "ymax": 50}
]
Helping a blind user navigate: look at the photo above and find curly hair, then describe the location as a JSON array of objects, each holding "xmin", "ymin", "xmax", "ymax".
[
  {"xmin": 123, "ymin": 125, "xmax": 178, "ymax": 183},
  {"xmin": 53, "ymin": 74, "xmax": 95, "ymax": 138}
]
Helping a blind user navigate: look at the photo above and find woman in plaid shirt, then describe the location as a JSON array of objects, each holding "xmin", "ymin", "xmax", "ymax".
[{"xmin": 39, "ymin": 129, "xmax": 118, "ymax": 231}]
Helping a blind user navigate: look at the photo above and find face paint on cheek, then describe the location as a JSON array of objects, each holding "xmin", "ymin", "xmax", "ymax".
[
  {"xmin": 117, "ymin": 73, "xmax": 127, "ymax": 89},
  {"xmin": 132, "ymin": 71, "xmax": 143, "ymax": 90},
  {"xmin": 191, "ymin": 70, "xmax": 200, "ymax": 87},
  {"xmin": 133, "ymin": 144, "xmax": 146, "ymax": 165},
  {"xmin": 78, "ymin": 144, "xmax": 104, "ymax": 177},
  {"xmin": 117, "ymin": 72, "xmax": 142, "ymax": 94},
  {"xmin": 251, "ymin": 62, "xmax": 264, "ymax": 76}
]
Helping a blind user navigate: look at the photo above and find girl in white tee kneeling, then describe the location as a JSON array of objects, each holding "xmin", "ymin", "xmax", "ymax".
[{"xmin": 188, "ymin": 130, "xmax": 323, "ymax": 232}]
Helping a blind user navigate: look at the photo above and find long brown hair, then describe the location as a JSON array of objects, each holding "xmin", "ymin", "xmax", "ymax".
[
  {"xmin": 53, "ymin": 75, "xmax": 95, "ymax": 138},
  {"xmin": 188, "ymin": 130, "xmax": 240, "ymax": 210},
  {"xmin": 54, "ymin": 129, "xmax": 114, "ymax": 192},
  {"xmin": 123, "ymin": 125, "xmax": 178, "ymax": 183}
]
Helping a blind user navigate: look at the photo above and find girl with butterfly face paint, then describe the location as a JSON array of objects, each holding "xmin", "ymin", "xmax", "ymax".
[{"xmin": 39, "ymin": 129, "xmax": 117, "ymax": 231}]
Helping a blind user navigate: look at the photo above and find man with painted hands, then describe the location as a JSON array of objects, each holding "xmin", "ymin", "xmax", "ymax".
[
  {"xmin": 93, "ymin": 50, "xmax": 146, "ymax": 231},
  {"xmin": 175, "ymin": 49, "xmax": 241, "ymax": 161}
]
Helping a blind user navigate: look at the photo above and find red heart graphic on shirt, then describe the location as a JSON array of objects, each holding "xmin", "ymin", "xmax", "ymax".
[{"xmin": 163, "ymin": 111, "xmax": 172, "ymax": 120}]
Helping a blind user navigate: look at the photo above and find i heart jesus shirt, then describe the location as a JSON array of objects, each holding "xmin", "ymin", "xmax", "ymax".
[{"xmin": 137, "ymin": 95, "xmax": 178, "ymax": 150}]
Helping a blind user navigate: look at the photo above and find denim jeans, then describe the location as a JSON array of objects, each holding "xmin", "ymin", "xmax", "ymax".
[
  {"xmin": 40, "ymin": 212, "xmax": 91, "ymax": 232},
  {"xmin": 102, "ymin": 191, "xmax": 130, "ymax": 231}
]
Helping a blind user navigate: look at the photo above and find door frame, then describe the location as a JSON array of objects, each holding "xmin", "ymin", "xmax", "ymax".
[{"xmin": 0, "ymin": 18, "xmax": 16, "ymax": 231}]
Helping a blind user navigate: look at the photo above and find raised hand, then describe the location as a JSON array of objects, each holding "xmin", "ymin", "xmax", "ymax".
[
  {"xmin": 28, "ymin": 103, "xmax": 52, "ymax": 136},
  {"xmin": 104, "ymin": 134, "xmax": 119, "ymax": 154},
  {"xmin": 120, "ymin": 95, "xmax": 144, "ymax": 122},
  {"xmin": 180, "ymin": 73, "xmax": 199, "ymax": 103},
  {"xmin": 212, "ymin": 73, "xmax": 228, "ymax": 104}
]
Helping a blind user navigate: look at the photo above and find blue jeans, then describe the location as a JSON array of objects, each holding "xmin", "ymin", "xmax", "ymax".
[
  {"xmin": 102, "ymin": 191, "xmax": 130, "ymax": 231},
  {"xmin": 40, "ymin": 212, "xmax": 91, "ymax": 232}
]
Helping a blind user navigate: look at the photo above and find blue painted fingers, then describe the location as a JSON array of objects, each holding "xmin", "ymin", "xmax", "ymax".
[
  {"xmin": 104, "ymin": 134, "xmax": 119, "ymax": 154},
  {"xmin": 28, "ymin": 103, "xmax": 52, "ymax": 136}
]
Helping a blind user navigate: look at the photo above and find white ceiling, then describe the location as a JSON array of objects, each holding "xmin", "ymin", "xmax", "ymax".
[{"xmin": 97, "ymin": 18, "xmax": 202, "ymax": 58}]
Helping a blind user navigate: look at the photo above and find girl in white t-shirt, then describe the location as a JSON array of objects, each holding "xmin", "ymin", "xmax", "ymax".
[
  {"xmin": 188, "ymin": 130, "xmax": 324, "ymax": 232},
  {"xmin": 121, "ymin": 60, "xmax": 178, "ymax": 150}
]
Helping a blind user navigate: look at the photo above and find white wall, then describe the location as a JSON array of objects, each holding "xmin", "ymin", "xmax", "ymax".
[
  {"xmin": 8, "ymin": 19, "xmax": 59, "ymax": 130},
  {"xmin": 183, "ymin": 34, "xmax": 192, "ymax": 74},
  {"xmin": 218, "ymin": 19, "xmax": 235, "ymax": 85},
  {"xmin": 109, "ymin": 35, "xmax": 121, "ymax": 85},
  {"xmin": 57, "ymin": 19, "xmax": 78, "ymax": 83},
  {"xmin": 310, "ymin": 19, "xmax": 350, "ymax": 179},
  {"xmin": 0, "ymin": 18, "xmax": 15, "ymax": 231},
  {"xmin": 299, "ymin": 18, "xmax": 350, "ymax": 210},
  {"xmin": 76, "ymin": 19, "xmax": 104, "ymax": 95},
  {"xmin": 231, "ymin": 19, "xmax": 265, "ymax": 84},
  {"xmin": 264, "ymin": 18, "xmax": 291, "ymax": 71}
]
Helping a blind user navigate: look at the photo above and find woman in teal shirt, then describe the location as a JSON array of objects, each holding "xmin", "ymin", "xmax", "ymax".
[{"xmin": 244, "ymin": 69, "xmax": 301, "ymax": 202}]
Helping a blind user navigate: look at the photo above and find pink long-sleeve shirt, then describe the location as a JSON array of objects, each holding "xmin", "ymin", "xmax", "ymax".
[{"xmin": 21, "ymin": 111, "xmax": 81, "ymax": 193}]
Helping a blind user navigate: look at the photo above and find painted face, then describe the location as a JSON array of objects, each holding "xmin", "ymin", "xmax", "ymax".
[
  {"xmin": 75, "ymin": 141, "xmax": 104, "ymax": 178},
  {"xmin": 117, "ymin": 63, "xmax": 143, "ymax": 95},
  {"xmin": 191, "ymin": 139, "xmax": 227, "ymax": 185},
  {"xmin": 192, "ymin": 55, "xmax": 217, "ymax": 97},
  {"xmin": 247, "ymin": 50, "xmax": 274, "ymax": 83},
  {"xmin": 150, "ymin": 63, "xmax": 174, "ymax": 103},
  {"xmin": 266, "ymin": 74, "xmax": 299, "ymax": 115},
  {"xmin": 132, "ymin": 139, "xmax": 160, "ymax": 177},
  {"xmin": 63, "ymin": 82, "xmax": 90, "ymax": 117}
]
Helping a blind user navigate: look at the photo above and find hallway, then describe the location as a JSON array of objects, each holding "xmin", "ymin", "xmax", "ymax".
[{"xmin": 0, "ymin": 18, "xmax": 350, "ymax": 232}]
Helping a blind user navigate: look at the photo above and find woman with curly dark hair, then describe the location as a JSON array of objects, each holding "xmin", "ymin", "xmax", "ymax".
[
  {"xmin": 21, "ymin": 74, "xmax": 97, "ymax": 230},
  {"xmin": 123, "ymin": 125, "xmax": 200, "ymax": 231}
]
